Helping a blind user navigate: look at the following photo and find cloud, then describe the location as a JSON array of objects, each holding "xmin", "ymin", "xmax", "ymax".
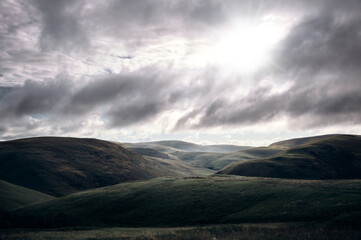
[
  {"xmin": 65, "ymin": 67, "xmax": 176, "ymax": 125},
  {"xmin": 1, "ymin": 0, "xmax": 361, "ymax": 142},
  {"xmin": 275, "ymin": 14, "xmax": 361, "ymax": 76},
  {"xmin": 33, "ymin": 0, "xmax": 89, "ymax": 51},
  {"xmin": 0, "ymin": 75, "xmax": 72, "ymax": 119},
  {"xmin": 175, "ymin": 10, "xmax": 361, "ymax": 130},
  {"xmin": 0, "ymin": 66, "xmax": 181, "ymax": 137}
]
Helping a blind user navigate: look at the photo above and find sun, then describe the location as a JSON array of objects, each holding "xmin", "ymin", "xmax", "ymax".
[{"xmin": 213, "ymin": 20, "xmax": 281, "ymax": 74}]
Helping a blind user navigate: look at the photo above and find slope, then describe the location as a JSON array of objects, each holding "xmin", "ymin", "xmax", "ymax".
[
  {"xmin": 126, "ymin": 147, "xmax": 175, "ymax": 160},
  {"xmin": 126, "ymin": 140, "xmax": 249, "ymax": 153},
  {"xmin": 171, "ymin": 147, "xmax": 282, "ymax": 170},
  {"xmin": 0, "ymin": 137, "xmax": 207, "ymax": 196},
  {"xmin": 12, "ymin": 176, "xmax": 361, "ymax": 227},
  {"xmin": 0, "ymin": 180, "xmax": 54, "ymax": 211},
  {"xmin": 269, "ymin": 134, "xmax": 340, "ymax": 149},
  {"xmin": 218, "ymin": 135, "xmax": 361, "ymax": 179}
]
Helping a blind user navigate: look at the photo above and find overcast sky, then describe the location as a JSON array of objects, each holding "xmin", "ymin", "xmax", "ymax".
[{"xmin": 1, "ymin": 0, "xmax": 361, "ymax": 145}]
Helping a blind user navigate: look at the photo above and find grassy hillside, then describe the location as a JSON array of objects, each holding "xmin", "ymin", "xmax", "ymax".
[
  {"xmin": 126, "ymin": 140, "xmax": 248, "ymax": 153},
  {"xmin": 269, "ymin": 134, "xmax": 340, "ymax": 149},
  {"xmin": 171, "ymin": 151, "xmax": 225, "ymax": 169},
  {"xmin": 12, "ymin": 176, "xmax": 361, "ymax": 227},
  {"xmin": 3, "ymin": 223, "xmax": 361, "ymax": 240},
  {"xmin": 126, "ymin": 147, "xmax": 175, "ymax": 160},
  {"xmin": 171, "ymin": 147, "xmax": 282, "ymax": 170},
  {"xmin": 147, "ymin": 156, "xmax": 215, "ymax": 176},
  {"xmin": 0, "ymin": 137, "xmax": 208, "ymax": 196},
  {"xmin": 219, "ymin": 135, "xmax": 361, "ymax": 179},
  {"xmin": 0, "ymin": 180, "xmax": 54, "ymax": 211}
]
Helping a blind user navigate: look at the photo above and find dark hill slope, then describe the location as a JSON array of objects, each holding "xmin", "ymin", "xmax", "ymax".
[
  {"xmin": 0, "ymin": 180, "xmax": 54, "ymax": 211},
  {"xmin": 13, "ymin": 176, "xmax": 361, "ymax": 227},
  {"xmin": 218, "ymin": 135, "xmax": 361, "ymax": 179},
  {"xmin": 0, "ymin": 137, "xmax": 195, "ymax": 196},
  {"xmin": 127, "ymin": 140, "xmax": 249, "ymax": 153},
  {"xmin": 126, "ymin": 147, "xmax": 174, "ymax": 160},
  {"xmin": 269, "ymin": 134, "xmax": 340, "ymax": 149},
  {"xmin": 171, "ymin": 147, "xmax": 282, "ymax": 170}
]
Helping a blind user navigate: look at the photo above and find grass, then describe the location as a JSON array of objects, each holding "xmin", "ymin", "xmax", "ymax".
[
  {"xmin": 269, "ymin": 134, "xmax": 341, "ymax": 149},
  {"xmin": 126, "ymin": 147, "xmax": 174, "ymax": 159},
  {"xmin": 11, "ymin": 176, "xmax": 361, "ymax": 227},
  {"xmin": 1, "ymin": 223, "xmax": 360, "ymax": 240},
  {"xmin": 0, "ymin": 180, "xmax": 54, "ymax": 211},
  {"xmin": 0, "ymin": 137, "xmax": 211, "ymax": 196},
  {"xmin": 126, "ymin": 140, "xmax": 248, "ymax": 153},
  {"xmin": 218, "ymin": 135, "xmax": 361, "ymax": 179},
  {"xmin": 170, "ymin": 147, "xmax": 282, "ymax": 170}
]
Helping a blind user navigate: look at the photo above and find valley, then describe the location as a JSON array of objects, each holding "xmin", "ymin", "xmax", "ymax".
[{"xmin": 0, "ymin": 134, "xmax": 360, "ymax": 239}]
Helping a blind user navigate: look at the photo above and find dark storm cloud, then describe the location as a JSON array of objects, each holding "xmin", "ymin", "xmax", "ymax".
[
  {"xmin": 176, "ymin": 84, "xmax": 361, "ymax": 130},
  {"xmin": 108, "ymin": 100, "xmax": 165, "ymax": 127},
  {"xmin": 33, "ymin": 0, "xmax": 88, "ymax": 51},
  {"xmin": 0, "ymin": 67, "xmax": 177, "ymax": 134},
  {"xmin": 65, "ymin": 68, "xmax": 174, "ymax": 126},
  {"xmin": 276, "ymin": 15, "xmax": 361, "ymax": 75},
  {"xmin": 0, "ymin": 76, "xmax": 71, "ymax": 119}
]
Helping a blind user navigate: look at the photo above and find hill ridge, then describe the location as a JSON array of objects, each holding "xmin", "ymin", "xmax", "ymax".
[
  {"xmin": 218, "ymin": 135, "xmax": 361, "ymax": 179},
  {"xmin": 0, "ymin": 137, "xmax": 209, "ymax": 196}
]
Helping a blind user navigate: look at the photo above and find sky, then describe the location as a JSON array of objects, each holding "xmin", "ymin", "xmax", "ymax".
[{"xmin": 1, "ymin": 0, "xmax": 361, "ymax": 146}]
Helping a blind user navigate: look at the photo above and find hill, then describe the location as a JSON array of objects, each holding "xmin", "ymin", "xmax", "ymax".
[
  {"xmin": 126, "ymin": 140, "xmax": 249, "ymax": 153},
  {"xmin": 126, "ymin": 147, "xmax": 175, "ymax": 160},
  {"xmin": 218, "ymin": 135, "xmax": 361, "ymax": 179},
  {"xmin": 269, "ymin": 134, "xmax": 340, "ymax": 149},
  {"xmin": 169, "ymin": 147, "xmax": 282, "ymax": 170},
  {"xmin": 12, "ymin": 176, "xmax": 361, "ymax": 227},
  {"xmin": 0, "ymin": 180, "xmax": 54, "ymax": 211},
  {"xmin": 0, "ymin": 137, "xmax": 210, "ymax": 196}
]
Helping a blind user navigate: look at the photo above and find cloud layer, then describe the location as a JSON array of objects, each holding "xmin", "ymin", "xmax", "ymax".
[{"xmin": 0, "ymin": 0, "xmax": 361, "ymax": 143}]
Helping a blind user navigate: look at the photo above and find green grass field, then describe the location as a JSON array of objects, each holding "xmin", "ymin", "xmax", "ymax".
[
  {"xmin": 156, "ymin": 146, "xmax": 281, "ymax": 171},
  {"xmin": 0, "ymin": 180, "xmax": 54, "ymax": 211},
  {"xmin": 126, "ymin": 140, "xmax": 249, "ymax": 153},
  {"xmin": 1, "ymin": 134, "xmax": 361, "ymax": 239},
  {"xmin": 12, "ymin": 176, "xmax": 361, "ymax": 227},
  {"xmin": 0, "ymin": 137, "xmax": 212, "ymax": 196},
  {"xmin": 1, "ymin": 223, "xmax": 360, "ymax": 240},
  {"xmin": 219, "ymin": 135, "xmax": 361, "ymax": 179}
]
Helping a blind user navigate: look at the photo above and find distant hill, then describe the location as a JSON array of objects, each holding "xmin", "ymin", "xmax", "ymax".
[
  {"xmin": 125, "ymin": 141, "xmax": 278, "ymax": 171},
  {"xmin": 171, "ymin": 147, "xmax": 282, "ymax": 170},
  {"xmin": 0, "ymin": 180, "xmax": 54, "ymax": 211},
  {"xmin": 269, "ymin": 134, "xmax": 340, "ymax": 149},
  {"xmin": 218, "ymin": 135, "xmax": 361, "ymax": 179},
  {"xmin": 126, "ymin": 147, "xmax": 175, "ymax": 160},
  {"xmin": 12, "ymin": 176, "xmax": 361, "ymax": 227},
  {"xmin": 126, "ymin": 140, "xmax": 249, "ymax": 153},
  {"xmin": 0, "ymin": 137, "xmax": 209, "ymax": 196}
]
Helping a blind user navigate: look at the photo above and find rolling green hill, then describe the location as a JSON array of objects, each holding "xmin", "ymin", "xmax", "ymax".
[
  {"xmin": 124, "ymin": 141, "xmax": 273, "ymax": 171},
  {"xmin": 0, "ymin": 137, "xmax": 209, "ymax": 196},
  {"xmin": 269, "ymin": 134, "xmax": 340, "ymax": 149},
  {"xmin": 218, "ymin": 135, "xmax": 361, "ymax": 179},
  {"xmin": 126, "ymin": 147, "xmax": 175, "ymax": 160},
  {"xmin": 12, "ymin": 176, "xmax": 361, "ymax": 227},
  {"xmin": 171, "ymin": 151, "xmax": 226, "ymax": 169},
  {"xmin": 0, "ymin": 180, "xmax": 54, "ymax": 211},
  {"xmin": 126, "ymin": 140, "xmax": 249, "ymax": 153},
  {"xmin": 170, "ymin": 147, "xmax": 282, "ymax": 170}
]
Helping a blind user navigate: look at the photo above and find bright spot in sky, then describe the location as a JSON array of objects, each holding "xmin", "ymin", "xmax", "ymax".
[{"xmin": 213, "ymin": 20, "xmax": 283, "ymax": 74}]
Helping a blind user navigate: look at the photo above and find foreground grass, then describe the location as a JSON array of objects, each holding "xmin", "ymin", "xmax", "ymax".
[
  {"xmin": 11, "ymin": 176, "xmax": 361, "ymax": 227},
  {"xmin": 0, "ymin": 180, "xmax": 54, "ymax": 211},
  {"xmin": 219, "ymin": 135, "xmax": 361, "ymax": 179},
  {"xmin": 1, "ymin": 223, "xmax": 360, "ymax": 240}
]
